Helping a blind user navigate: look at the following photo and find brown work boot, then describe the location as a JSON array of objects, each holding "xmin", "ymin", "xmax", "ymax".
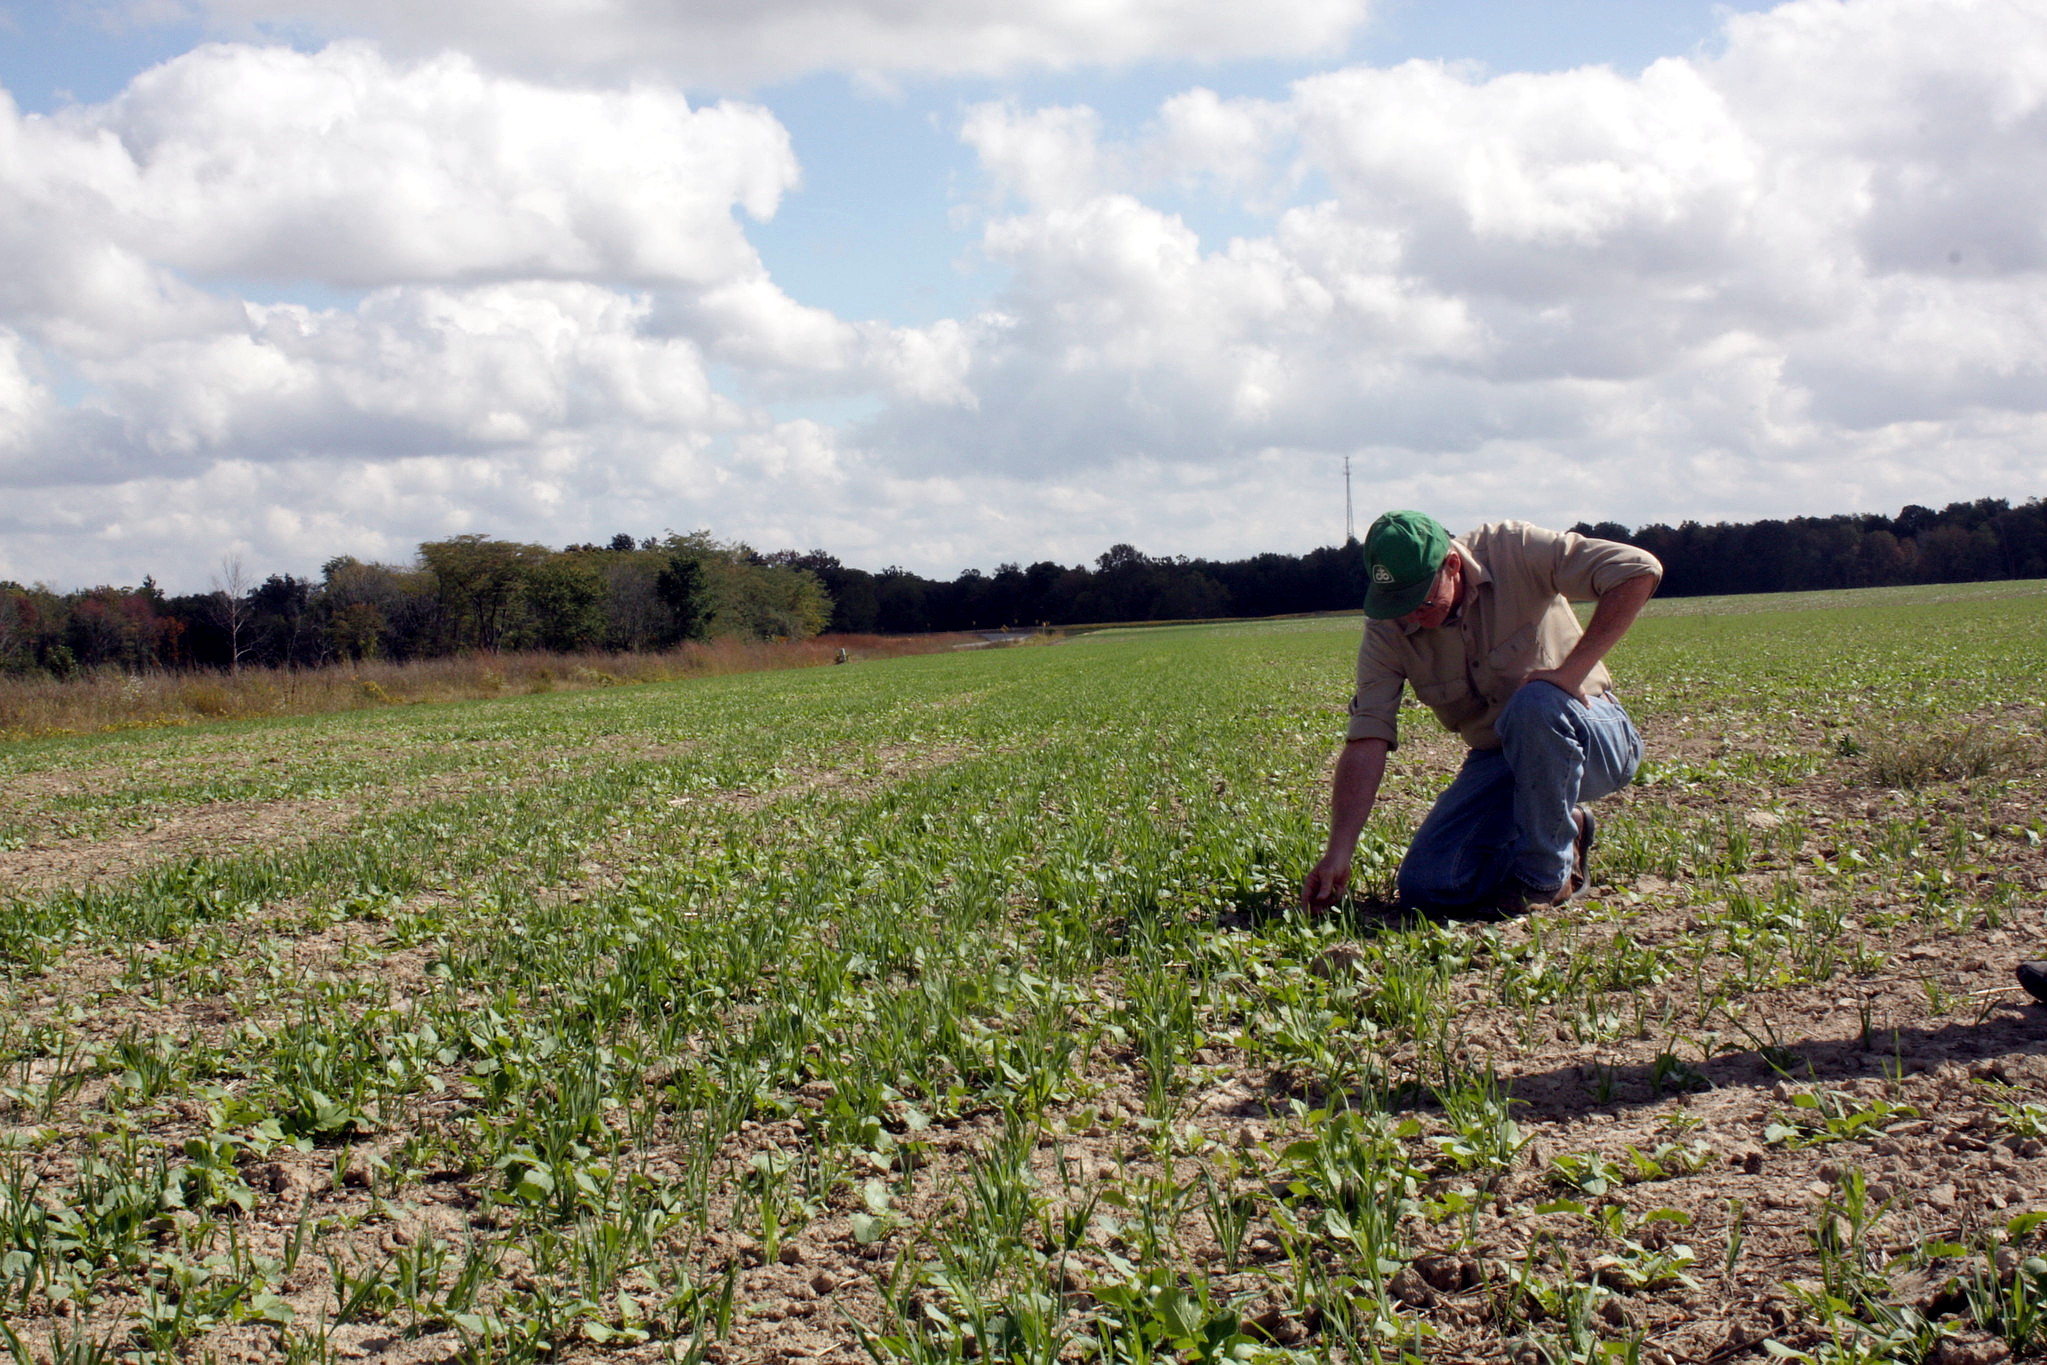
[
  {"xmin": 1487, "ymin": 878, "xmax": 1573, "ymax": 919},
  {"xmin": 1570, "ymin": 804, "xmax": 1597, "ymax": 899},
  {"xmin": 1488, "ymin": 808, "xmax": 1598, "ymax": 918}
]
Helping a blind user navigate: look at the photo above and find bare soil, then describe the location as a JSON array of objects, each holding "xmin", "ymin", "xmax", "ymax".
[{"xmin": 0, "ymin": 795, "xmax": 359, "ymax": 892}]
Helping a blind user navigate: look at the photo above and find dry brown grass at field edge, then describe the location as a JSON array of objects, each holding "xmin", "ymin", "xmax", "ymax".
[{"xmin": 0, "ymin": 632, "xmax": 979, "ymax": 740}]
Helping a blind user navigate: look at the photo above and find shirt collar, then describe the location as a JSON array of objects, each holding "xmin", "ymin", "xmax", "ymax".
[
  {"xmin": 1444, "ymin": 540, "xmax": 1485, "ymax": 625},
  {"xmin": 1453, "ymin": 538, "xmax": 1488, "ymax": 590}
]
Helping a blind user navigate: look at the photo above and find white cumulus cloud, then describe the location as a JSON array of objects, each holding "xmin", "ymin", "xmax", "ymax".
[
  {"xmin": 899, "ymin": 0, "xmax": 2047, "ymax": 542},
  {"xmin": 155, "ymin": 0, "xmax": 1374, "ymax": 87},
  {"xmin": 4, "ymin": 43, "xmax": 794, "ymax": 292}
]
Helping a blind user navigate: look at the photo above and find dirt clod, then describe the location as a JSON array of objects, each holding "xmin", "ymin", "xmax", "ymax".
[
  {"xmin": 1928, "ymin": 1334, "xmax": 2012, "ymax": 1365},
  {"xmin": 1386, "ymin": 1265, "xmax": 1435, "ymax": 1308},
  {"xmin": 1413, "ymin": 1254, "xmax": 1466, "ymax": 1293},
  {"xmin": 1309, "ymin": 941, "xmax": 1367, "ymax": 979}
]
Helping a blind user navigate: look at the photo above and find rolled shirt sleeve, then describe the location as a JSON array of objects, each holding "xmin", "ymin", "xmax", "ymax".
[
  {"xmin": 1344, "ymin": 625, "xmax": 1406, "ymax": 749},
  {"xmin": 1540, "ymin": 525, "xmax": 1664, "ymax": 601}
]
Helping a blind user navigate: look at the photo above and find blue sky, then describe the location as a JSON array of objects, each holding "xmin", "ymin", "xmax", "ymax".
[{"xmin": 0, "ymin": 0, "xmax": 2040, "ymax": 589}]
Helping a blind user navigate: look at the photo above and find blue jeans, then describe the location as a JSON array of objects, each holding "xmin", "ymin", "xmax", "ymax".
[{"xmin": 1395, "ymin": 682, "xmax": 1643, "ymax": 909}]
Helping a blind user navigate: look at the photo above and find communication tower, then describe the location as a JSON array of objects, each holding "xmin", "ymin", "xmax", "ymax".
[{"xmin": 1344, "ymin": 456, "xmax": 1355, "ymax": 544}]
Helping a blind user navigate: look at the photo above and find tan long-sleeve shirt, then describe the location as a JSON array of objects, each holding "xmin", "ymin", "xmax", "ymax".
[{"xmin": 1345, "ymin": 521, "xmax": 1663, "ymax": 752}]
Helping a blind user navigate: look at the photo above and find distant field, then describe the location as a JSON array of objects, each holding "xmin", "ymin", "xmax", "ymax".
[
  {"xmin": 1637, "ymin": 577, "xmax": 2047, "ymax": 617},
  {"xmin": 0, "ymin": 587, "xmax": 2043, "ymax": 1362}
]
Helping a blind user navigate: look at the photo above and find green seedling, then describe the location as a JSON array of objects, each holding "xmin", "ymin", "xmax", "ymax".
[
  {"xmin": 1087, "ymin": 1265, "xmax": 1257, "ymax": 1365},
  {"xmin": 1194, "ymin": 1165, "xmax": 1257, "ymax": 1271},
  {"xmin": 854, "ymin": 1178, "xmax": 904, "ymax": 1248},
  {"xmin": 1961, "ymin": 1212, "xmax": 2047, "ymax": 1354},
  {"xmin": 1433, "ymin": 1077, "xmax": 1531, "ymax": 1181},
  {"xmin": 1723, "ymin": 1198, "xmax": 1746, "ymax": 1278},
  {"xmin": 1764, "ymin": 1090, "xmax": 1919, "ymax": 1150},
  {"xmin": 1533, "ymin": 1200, "xmax": 1700, "ymax": 1292},
  {"xmin": 168, "ymin": 1132, "xmax": 258, "ymax": 1215},
  {"xmin": 1979, "ymin": 1081, "xmax": 2047, "ymax": 1139},
  {"xmin": 1548, "ymin": 1152, "xmax": 1627, "ymax": 1197}
]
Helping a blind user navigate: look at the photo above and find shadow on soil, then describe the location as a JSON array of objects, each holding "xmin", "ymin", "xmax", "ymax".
[
  {"xmin": 1503, "ymin": 1007, "xmax": 2047, "ymax": 1123},
  {"xmin": 1210, "ymin": 893, "xmax": 2047, "ymax": 1127}
]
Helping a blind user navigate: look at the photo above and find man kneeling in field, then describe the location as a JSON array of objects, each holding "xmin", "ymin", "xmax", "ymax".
[{"xmin": 1302, "ymin": 511, "xmax": 1662, "ymax": 918}]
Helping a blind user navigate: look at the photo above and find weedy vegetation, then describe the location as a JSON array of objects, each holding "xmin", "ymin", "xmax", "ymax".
[{"xmin": 0, "ymin": 581, "xmax": 2043, "ymax": 1362}]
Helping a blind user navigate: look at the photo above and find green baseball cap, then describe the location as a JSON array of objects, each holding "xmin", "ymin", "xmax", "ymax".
[{"xmin": 1362, "ymin": 510, "xmax": 1451, "ymax": 619}]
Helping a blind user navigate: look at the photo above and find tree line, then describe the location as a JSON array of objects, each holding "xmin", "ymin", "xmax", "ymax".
[
  {"xmin": 0, "ymin": 532, "xmax": 829, "ymax": 676},
  {"xmin": 785, "ymin": 495, "xmax": 2046, "ymax": 633},
  {"xmin": 2, "ymin": 496, "xmax": 2040, "ymax": 675},
  {"xmin": 1577, "ymin": 497, "xmax": 2046, "ymax": 598}
]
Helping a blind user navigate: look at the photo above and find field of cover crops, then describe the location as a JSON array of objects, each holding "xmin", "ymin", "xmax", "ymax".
[{"xmin": 1, "ymin": 581, "xmax": 2045, "ymax": 1365}]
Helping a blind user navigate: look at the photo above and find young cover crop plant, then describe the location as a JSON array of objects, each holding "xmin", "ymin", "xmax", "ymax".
[{"xmin": 0, "ymin": 582, "xmax": 2042, "ymax": 1363}]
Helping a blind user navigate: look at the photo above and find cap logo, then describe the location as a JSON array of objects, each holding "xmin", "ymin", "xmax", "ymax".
[{"xmin": 1372, "ymin": 563, "xmax": 1395, "ymax": 583}]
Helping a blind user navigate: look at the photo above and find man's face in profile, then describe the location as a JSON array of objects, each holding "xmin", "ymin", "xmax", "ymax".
[{"xmin": 1397, "ymin": 554, "xmax": 1460, "ymax": 630}]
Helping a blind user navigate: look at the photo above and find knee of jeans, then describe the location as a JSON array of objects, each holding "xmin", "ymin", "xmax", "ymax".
[
  {"xmin": 1498, "ymin": 679, "xmax": 1573, "ymax": 737},
  {"xmin": 1394, "ymin": 861, "xmax": 1429, "ymax": 904},
  {"xmin": 1397, "ymin": 857, "xmax": 1465, "ymax": 908}
]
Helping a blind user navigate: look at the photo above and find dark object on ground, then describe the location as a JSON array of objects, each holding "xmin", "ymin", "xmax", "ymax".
[{"xmin": 2017, "ymin": 961, "xmax": 2047, "ymax": 1006}]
